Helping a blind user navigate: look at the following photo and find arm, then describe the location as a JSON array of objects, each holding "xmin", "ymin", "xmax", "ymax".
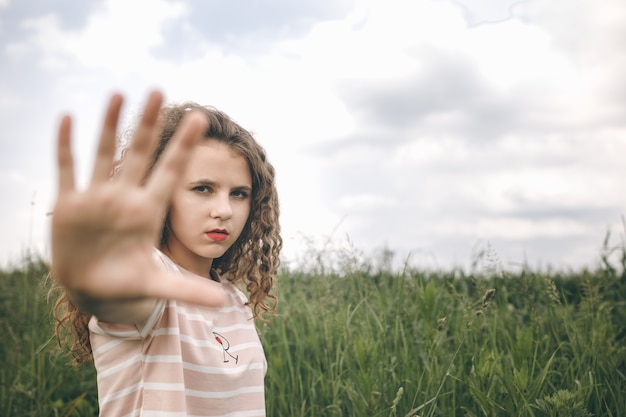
[
  {"xmin": 51, "ymin": 91, "xmax": 225, "ymax": 324},
  {"xmin": 69, "ymin": 294, "xmax": 158, "ymax": 325}
]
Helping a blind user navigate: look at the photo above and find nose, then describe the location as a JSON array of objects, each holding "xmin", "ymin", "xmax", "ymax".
[{"xmin": 210, "ymin": 192, "xmax": 232, "ymax": 219}]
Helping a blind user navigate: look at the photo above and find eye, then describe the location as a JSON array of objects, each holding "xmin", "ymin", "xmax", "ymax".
[
  {"xmin": 192, "ymin": 185, "xmax": 212, "ymax": 194},
  {"xmin": 231, "ymin": 189, "xmax": 250, "ymax": 199}
]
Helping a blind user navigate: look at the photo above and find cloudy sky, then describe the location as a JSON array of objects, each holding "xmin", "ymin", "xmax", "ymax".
[{"xmin": 1, "ymin": 0, "xmax": 625, "ymax": 272}]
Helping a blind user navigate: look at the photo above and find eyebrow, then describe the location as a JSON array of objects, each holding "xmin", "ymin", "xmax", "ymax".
[{"xmin": 189, "ymin": 179, "xmax": 252, "ymax": 191}]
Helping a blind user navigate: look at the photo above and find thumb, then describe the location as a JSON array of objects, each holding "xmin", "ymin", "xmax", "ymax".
[{"xmin": 146, "ymin": 271, "xmax": 227, "ymax": 307}]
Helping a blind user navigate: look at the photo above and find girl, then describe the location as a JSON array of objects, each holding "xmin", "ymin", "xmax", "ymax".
[{"xmin": 51, "ymin": 90, "xmax": 282, "ymax": 416}]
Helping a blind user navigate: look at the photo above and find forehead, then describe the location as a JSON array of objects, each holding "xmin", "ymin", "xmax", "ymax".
[
  {"xmin": 199, "ymin": 138, "xmax": 244, "ymax": 159},
  {"xmin": 183, "ymin": 139, "xmax": 251, "ymax": 184}
]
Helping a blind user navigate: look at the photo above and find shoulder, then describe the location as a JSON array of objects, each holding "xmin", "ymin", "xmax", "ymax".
[
  {"xmin": 212, "ymin": 270, "xmax": 249, "ymax": 305},
  {"xmin": 223, "ymin": 281, "xmax": 249, "ymax": 305},
  {"xmin": 153, "ymin": 248, "xmax": 181, "ymax": 272}
]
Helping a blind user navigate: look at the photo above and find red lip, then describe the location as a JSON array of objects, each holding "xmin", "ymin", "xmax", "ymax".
[{"xmin": 207, "ymin": 229, "xmax": 229, "ymax": 242}]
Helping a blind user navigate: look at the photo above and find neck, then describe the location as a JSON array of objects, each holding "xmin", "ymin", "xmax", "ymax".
[{"xmin": 160, "ymin": 245, "xmax": 213, "ymax": 279}]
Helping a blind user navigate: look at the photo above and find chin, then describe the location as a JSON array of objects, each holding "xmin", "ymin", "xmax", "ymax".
[{"xmin": 200, "ymin": 249, "xmax": 228, "ymax": 259}]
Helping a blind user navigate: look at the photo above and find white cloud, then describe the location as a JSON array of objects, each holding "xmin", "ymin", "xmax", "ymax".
[
  {"xmin": 1, "ymin": 0, "xmax": 626, "ymax": 272},
  {"xmin": 337, "ymin": 193, "xmax": 397, "ymax": 212},
  {"xmin": 434, "ymin": 217, "xmax": 591, "ymax": 239},
  {"xmin": 11, "ymin": 0, "xmax": 186, "ymax": 72},
  {"xmin": 452, "ymin": 0, "xmax": 524, "ymax": 25}
]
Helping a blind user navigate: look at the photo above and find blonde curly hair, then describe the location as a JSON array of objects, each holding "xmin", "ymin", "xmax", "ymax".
[{"xmin": 53, "ymin": 103, "xmax": 282, "ymax": 363}]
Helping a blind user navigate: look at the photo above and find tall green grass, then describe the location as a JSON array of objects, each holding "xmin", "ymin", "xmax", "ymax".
[
  {"xmin": 0, "ymin": 255, "xmax": 97, "ymax": 416},
  {"xmin": 1, "ymin": 248, "xmax": 625, "ymax": 416}
]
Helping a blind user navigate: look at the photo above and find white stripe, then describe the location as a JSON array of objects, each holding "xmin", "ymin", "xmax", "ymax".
[
  {"xmin": 183, "ymin": 361, "xmax": 265, "ymax": 374},
  {"xmin": 216, "ymin": 410, "xmax": 266, "ymax": 417},
  {"xmin": 139, "ymin": 411, "xmax": 265, "ymax": 417},
  {"xmin": 100, "ymin": 381, "xmax": 142, "ymax": 405},
  {"xmin": 139, "ymin": 298, "xmax": 167, "ymax": 337},
  {"xmin": 92, "ymin": 338, "xmax": 124, "ymax": 356},
  {"xmin": 185, "ymin": 385, "xmax": 264, "ymax": 399},
  {"xmin": 90, "ymin": 322, "xmax": 140, "ymax": 338},
  {"xmin": 175, "ymin": 302, "xmax": 250, "ymax": 318},
  {"xmin": 180, "ymin": 333, "xmax": 220, "ymax": 348},
  {"xmin": 141, "ymin": 383, "xmax": 264, "ymax": 399},
  {"xmin": 143, "ymin": 382, "xmax": 186, "ymax": 392},
  {"xmin": 151, "ymin": 327, "xmax": 261, "ymax": 352},
  {"xmin": 225, "ymin": 341, "xmax": 264, "ymax": 354},
  {"xmin": 143, "ymin": 354, "xmax": 183, "ymax": 363},
  {"xmin": 174, "ymin": 305, "xmax": 213, "ymax": 322},
  {"xmin": 151, "ymin": 327, "xmax": 180, "ymax": 337},
  {"xmin": 213, "ymin": 322, "xmax": 257, "ymax": 333},
  {"xmin": 153, "ymin": 328, "xmax": 222, "ymax": 347},
  {"xmin": 138, "ymin": 412, "xmax": 187, "ymax": 417},
  {"xmin": 179, "ymin": 336, "xmax": 261, "ymax": 354},
  {"xmin": 97, "ymin": 355, "xmax": 142, "ymax": 380}
]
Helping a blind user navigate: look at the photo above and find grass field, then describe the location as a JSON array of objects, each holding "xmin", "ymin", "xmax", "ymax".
[{"xmin": 1, "ymin": 246, "xmax": 625, "ymax": 416}]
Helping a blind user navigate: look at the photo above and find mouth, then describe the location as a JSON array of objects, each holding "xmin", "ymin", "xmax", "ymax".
[{"xmin": 206, "ymin": 229, "xmax": 229, "ymax": 242}]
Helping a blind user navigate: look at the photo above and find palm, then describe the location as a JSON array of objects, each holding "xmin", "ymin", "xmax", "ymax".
[
  {"xmin": 51, "ymin": 91, "xmax": 224, "ymax": 307},
  {"xmin": 53, "ymin": 185, "xmax": 162, "ymax": 295}
]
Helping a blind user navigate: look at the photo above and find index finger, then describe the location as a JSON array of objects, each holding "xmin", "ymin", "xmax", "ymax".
[
  {"xmin": 90, "ymin": 94, "xmax": 124, "ymax": 185},
  {"xmin": 117, "ymin": 90, "xmax": 164, "ymax": 184},
  {"xmin": 146, "ymin": 270, "xmax": 226, "ymax": 308},
  {"xmin": 145, "ymin": 110, "xmax": 207, "ymax": 203}
]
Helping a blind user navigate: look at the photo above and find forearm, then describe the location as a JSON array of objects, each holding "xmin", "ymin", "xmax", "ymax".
[{"xmin": 67, "ymin": 289, "xmax": 158, "ymax": 324}]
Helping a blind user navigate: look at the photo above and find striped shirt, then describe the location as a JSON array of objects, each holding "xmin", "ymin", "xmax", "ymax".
[{"xmin": 88, "ymin": 250, "xmax": 267, "ymax": 417}]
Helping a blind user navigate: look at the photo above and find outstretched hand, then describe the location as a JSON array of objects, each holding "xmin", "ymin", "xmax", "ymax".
[{"xmin": 51, "ymin": 91, "xmax": 225, "ymax": 312}]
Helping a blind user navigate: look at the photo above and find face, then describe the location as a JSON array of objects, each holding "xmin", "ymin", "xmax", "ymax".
[{"xmin": 162, "ymin": 139, "xmax": 252, "ymax": 277}]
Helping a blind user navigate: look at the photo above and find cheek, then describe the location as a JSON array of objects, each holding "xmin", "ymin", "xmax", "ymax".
[
  {"xmin": 242, "ymin": 206, "xmax": 253, "ymax": 231},
  {"xmin": 240, "ymin": 203, "xmax": 252, "ymax": 223},
  {"xmin": 167, "ymin": 203, "xmax": 193, "ymax": 234},
  {"xmin": 232, "ymin": 204, "xmax": 251, "ymax": 233},
  {"xmin": 169, "ymin": 194, "xmax": 197, "ymax": 219}
]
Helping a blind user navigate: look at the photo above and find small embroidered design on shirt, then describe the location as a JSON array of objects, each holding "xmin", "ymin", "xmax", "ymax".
[{"xmin": 213, "ymin": 332, "xmax": 239, "ymax": 364}]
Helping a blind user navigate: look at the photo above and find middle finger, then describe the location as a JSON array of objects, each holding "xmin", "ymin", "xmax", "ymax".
[{"xmin": 117, "ymin": 90, "xmax": 164, "ymax": 185}]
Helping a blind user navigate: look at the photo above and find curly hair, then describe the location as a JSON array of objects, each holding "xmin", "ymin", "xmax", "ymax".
[
  {"xmin": 53, "ymin": 102, "xmax": 282, "ymax": 363},
  {"xmin": 51, "ymin": 285, "xmax": 93, "ymax": 363}
]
